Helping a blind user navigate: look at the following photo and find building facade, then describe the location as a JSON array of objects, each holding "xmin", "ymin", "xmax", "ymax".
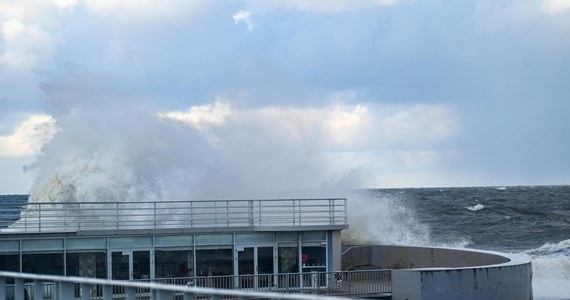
[{"xmin": 0, "ymin": 198, "xmax": 347, "ymax": 289}]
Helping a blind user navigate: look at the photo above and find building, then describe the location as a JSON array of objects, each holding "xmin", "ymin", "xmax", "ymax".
[{"xmin": 0, "ymin": 198, "xmax": 347, "ymax": 290}]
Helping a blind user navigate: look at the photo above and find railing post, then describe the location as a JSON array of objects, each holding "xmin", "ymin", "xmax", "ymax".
[
  {"xmin": 248, "ymin": 200, "xmax": 254, "ymax": 226},
  {"xmin": 329, "ymin": 199, "xmax": 333, "ymax": 225},
  {"xmin": 292, "ymin": 200, "xmax": 296, "ymax": 226},
  {"xmin": 0, "ymin": 278, "xmax": 5, "ymax": 300},
  {"xmin": 189, "ymin": 201, "xmax": 193, "ymax": 227},
  {"xmin": 127, "ymin": 286, "xmax": 136, "ymax": 300},
  {"xmin": 348, "ymin": 270, "xmax": 352, "ymax": 298},
  {"xmin": 15, "ymin": 278, "xmax": 24, "ymax": 300},
  {"xmin": 258, "ymin": 200, "xmax": 262, "ymax": 226},
  {"xmin": 116, "ymin": 203, "xmax": 120, "ymax": 231},
  {"xmin": 226, "ymin": 200, "xmax": 229, "ymax": 227},
  {"xmin": 102, "ymin": 285, "xmax": 112, "ymax": 300},
  {"xmin": 80, "ymin": 283, "xmax": 91, "ymax": 300},
  {"xmin": 344, "ymin": 198, "xmax": 348, "ymax": 224},
  {"xmin": 153, "ymin": 202, "xmax": 157, "ymax": 230},
  {"xmin": 77, "ymin": 203, "xmax": 81, "ymax": 232},
  {"xmin": 60, "ymin": 281, "xmax": 74, "ymax": 300},
  {"xmin": 38, "ymin": 203, "xmax": 41, "ymax": 232},
  {"xmin": 34, "ymin": 280, "xmax": 44, "ymax": 300}
]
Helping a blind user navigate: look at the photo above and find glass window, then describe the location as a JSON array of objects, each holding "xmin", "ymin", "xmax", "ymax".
[
  {"xmin": 277, "ymin": 232, "xmax": 298, "ymax": 242},
  {"xmin": 235, "ymin": 233, "xmax": 274, "ymax": 243},
  {"xmin": 66, "ymin": 238, "xmax": 106, "ymax": 250},
  {"xmin": 0, "ymin": 254, "xmax": 19, "ymax": 272},
  {"xmin": 195, "ymin": 234, "xmax": 232, "ymax": 245},
  {"xmin": 278, "ymin": 247, "xmax": 298, "ymax": 273},
  {"xmin": 301, "ymin": 246, "xmax": 326, "ymax": 268},
  {"xmin": 66, "ymin": 252, "xmax": 107, "ymax": 278},
  {"xmin": 22, "ymin": 253, "xmax": 63, "ymax": 275},
  {"xmin": 156, "ymin": 250, "xmax": 194, "ymax": 278},
  {"xmin": 0, "ymin": 240, "xmax": 19, "ymax": 251},
  {"xmin": 301, "ymin": 231, "xmax": 325, "ymax": 241},
  {"xmin": 196, "ymin": 249, "xmax": 233, "ymax": 276},
  {"xmin": 109, "ymin": 237, "xmax": 152, "ymax": 248},
  {"xmin": 155, "ymin": 235, "xmax": 193, "ymax": 247},
  {"xmin": 22, "ymin": 239, "xmax": 63, "ymax": 251}
]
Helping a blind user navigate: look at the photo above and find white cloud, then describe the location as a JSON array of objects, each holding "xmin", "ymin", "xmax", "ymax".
[
  {"xmin": 161, "ymin": 102, "xmax": 458, "ymax": 150},
  {"xmin": 0, "ymin": 115, "xmax": 58, "ymax": 157},
  {"xmin": 543, "ymin": 0, "xmax": 570, "ymax": 14},
  {"xmin": 232, "ymin": 10, "xmax": 254, "ymax": 31},
  {"xmin": 0, "ymin": 0, "xmax": 76, "ymax": 73},
  {"xmin": 0, "ymin": 19, "xmax": 54, "ymax": 71}
]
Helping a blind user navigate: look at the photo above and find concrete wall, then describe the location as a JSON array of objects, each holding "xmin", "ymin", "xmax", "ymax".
[
  {"xmin": 343, "ymin": 245, "xmax": 509, "ymax": 270},
  {"xmin": 343, "ymin": 245, "xmax": 533, "ymax": 300}
]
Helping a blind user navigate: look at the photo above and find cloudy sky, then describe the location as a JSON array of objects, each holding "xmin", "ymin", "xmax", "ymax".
[{"xmin": 0, "ymin": 0, "xmax": 569, "ymax": 195}]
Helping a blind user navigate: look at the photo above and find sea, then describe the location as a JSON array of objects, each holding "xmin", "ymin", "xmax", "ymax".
[
  {"xmin": 1, "ymin": 185, "xmax": 570, "ymax": 299},
  {"xmin": 367, "ymin": 185, "xmax": 570, "ymax": 300}
]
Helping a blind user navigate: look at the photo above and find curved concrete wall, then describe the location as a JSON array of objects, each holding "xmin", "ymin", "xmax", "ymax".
[{"xmin": 343, "ymin": 245, "xmax": 533, "ymax": 300}]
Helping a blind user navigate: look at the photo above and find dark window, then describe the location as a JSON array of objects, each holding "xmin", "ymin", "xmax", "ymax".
[
  {"xmin": 196, "ymin": 249, "xmax": 233, "ymax": 276},
  {"xmin": 156, "ymin": 250, "xmax": 194, "ymax": 278},
  {"xmin": 22, "ymin": 253, "xmax": 63, "ymax": 275},
  {"xmin": 278, "ymin": 247, "xmax": 298, "ymax": 273},
  {"xmin": 66, "ymin": 252, "xmax": 107, "ymax": 278},
  {"xmin": 301, "ymin": 246, "xmax": 326, "ymax": 268},
  {"xmin": 0, "ymin": 254, "xmax": 19, "ymax": 272}
]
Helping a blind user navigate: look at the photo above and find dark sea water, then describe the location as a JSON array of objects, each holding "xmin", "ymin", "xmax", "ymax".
[
  {"xmin": 2, "ymin": 186, "xmax": 569, "ymax": 299},
  {"xmin": 369, "ymin": 185, "xmax": 570, "ymax": 300}
]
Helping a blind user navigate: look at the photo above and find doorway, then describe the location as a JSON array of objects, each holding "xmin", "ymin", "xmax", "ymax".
[
  {"xmin": 236, "ymin": 245, "xmax": 275, "ymax": 288},
  {"xmin": 110, "ymin": 249, "xmax": 152, "ymax": 280}
]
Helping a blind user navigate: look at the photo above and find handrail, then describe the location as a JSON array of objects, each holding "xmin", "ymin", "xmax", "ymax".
[
  {"xmin": 144, "ymin": 269, "xmax": 392, "ymax": 297},
  {"xmin": 0, "ymin": 198, "xmax": 348, "ymax": 233},
  {"xmin": 0, "ymin": 271, "xmax": 355, "ymax": 300}
]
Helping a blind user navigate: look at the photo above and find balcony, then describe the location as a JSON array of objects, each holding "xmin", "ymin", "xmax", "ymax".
[{"xmin": 1, "ymin": 198, "xmax": 348, "ymax": 233}]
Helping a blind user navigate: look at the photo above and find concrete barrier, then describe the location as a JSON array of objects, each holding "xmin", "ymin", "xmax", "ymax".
[{"xmin": 343, "ymin": 245, "xmax": 533, "ymax": 300}]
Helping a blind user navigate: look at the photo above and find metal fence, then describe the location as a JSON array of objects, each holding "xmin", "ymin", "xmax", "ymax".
[
  {"xmin": 1, "ymin": 198, "xmax": 347, "ymax": 233},
  {"xmin": 0, "ymin": 270, "xmax": 389, "ymax": 300},
  {"xmin": 143, "ymin": 270, "xmax": 391, "ymax": 298}
]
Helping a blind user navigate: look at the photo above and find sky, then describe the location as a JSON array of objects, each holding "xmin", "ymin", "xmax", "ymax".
[{"xmin": 0, "ymin": 0, "xmax": 569, "ymax": 195}]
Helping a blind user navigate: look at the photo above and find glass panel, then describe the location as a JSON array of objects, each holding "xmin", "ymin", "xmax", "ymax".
[
  {"xmin": 156, "ymin": 250, "xmax": 193, "ymax": 278},
  {"xmin": 109, "ymin": 237, "xmax": 152, "ymax": 248},
  {"xmin": 22, "ymin": 239, "xmax": 63, "ymax": 251},
  {"xmin": 22, "ymin": 253, "xmax": 64, "ymax": 275},
  {"xmin": 66, "ymin": 252, "xmax": 107, "ymax": 278},
  {"xmin": 195, "ymin": 234, "xmax": 232, "ymax": 245},
  {"xmin": 66, "ymin": 238, "xmax": 106, "ymax": 250},
  {"xmin": 278, "ymin": 247, "xmax": 300, "ymax": 288},
  {"xmin": 235, "ymin": 233, "xmax": 274, "ymax": 243},
  {"xmin": 301, "ymin": 232, "xmax": 325, "ymax": 241},
  {"xmin": 196, "ymin": 249, "xmax": 233, "ymax": 276},
  {"xmin": 111, "ymin": 251, "xmax": 129, "ymax": 280},
  {"xmin": 238, "ymin": 247, "xmax": 254, "ymax": 289},
  {"xmin": 301, "ymin": 246, "xmax": 326, "ymax": 268},
  {"xmin": 277, "ymin": 232, "xmax": 298, "ymax": 242},
  {"xmin": 257, "ymin": 246, "xmax": 274, "ymax": 288},
  {"xmin": 133, "ymin": 250, "xmax": 150, "ymax": 280},
  {"xmin": 278, "ymin": 247, "xmax": 298, "ymax": 273},
  {"xmin": 0, "ymin": 254, "xmax": 19, "ymax": 272},
  {"xmin": 0, "ymin": 240, "xmax": 19, "ymax": 251},
  {"xmin": 155, "ymin": 235, "xmax": 193, "ymax": 247}
]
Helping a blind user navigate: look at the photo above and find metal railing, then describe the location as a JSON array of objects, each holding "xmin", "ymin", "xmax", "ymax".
[
  {"xmin": 143, "ymin": 270, "xmax": 391, "ymax": 297},
  {"xmin": 0, "ymin": 271, "xmax": 360, "ymax": 300},
  {"xmin": 0, "ymin": 198, "xmax": 348, "ymax": 233}
]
